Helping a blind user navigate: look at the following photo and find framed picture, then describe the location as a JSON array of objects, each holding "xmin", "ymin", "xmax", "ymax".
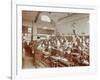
[{"xmin": 12, "ymin": 0, "xmax": 97, "ymax": 80}]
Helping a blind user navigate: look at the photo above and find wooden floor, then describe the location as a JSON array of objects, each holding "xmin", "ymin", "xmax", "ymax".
[
  {"xmin": 22, "ymin": 54, "xmax": 46, "ymax": 69},
  {"xmin": 23, "ymin": 56, "xmax": 34, "ymax": 69}
]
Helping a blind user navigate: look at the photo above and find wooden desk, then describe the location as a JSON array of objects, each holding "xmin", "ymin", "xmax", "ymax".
[{"xmin": 50, "ymin": 56, "xmax": 70, "ymax": 67}]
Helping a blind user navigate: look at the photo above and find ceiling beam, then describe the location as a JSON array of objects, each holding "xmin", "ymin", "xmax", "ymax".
[{"xmin": 34, "ymin": 12, "xmax": 41, "ymax": 23}]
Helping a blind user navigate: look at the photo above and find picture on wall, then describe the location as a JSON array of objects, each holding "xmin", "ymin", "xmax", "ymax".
[{"xmin": 22, "ymin": 11, "xmax": 90, "ymax": 69}]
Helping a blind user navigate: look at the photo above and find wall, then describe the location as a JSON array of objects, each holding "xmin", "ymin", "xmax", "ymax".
[{"xmin": 56, "ymin": 17, "xmax": 89, "ymax": 35}]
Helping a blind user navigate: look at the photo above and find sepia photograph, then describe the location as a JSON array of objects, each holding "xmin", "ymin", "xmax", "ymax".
[{"xmin": 22, "ymin": 11, "xmax": 90, "ymax": 69}]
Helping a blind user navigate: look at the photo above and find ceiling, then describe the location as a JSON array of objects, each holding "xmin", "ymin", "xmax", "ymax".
[
  {"xmin": 22, "ymin": 11, "xmax": 89, "ymax": 27},
  {"xmin": 22, "ymin": 11, "xmax": 38, "ymax": 22},
  {"xmin": 22, "ymin": 11, "xmax": 72, "ymax": 26}
]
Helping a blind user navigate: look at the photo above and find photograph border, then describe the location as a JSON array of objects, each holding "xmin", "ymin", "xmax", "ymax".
[{"xmin": 12, "ymin": 2, "xmax": 97, "ymax": 80}]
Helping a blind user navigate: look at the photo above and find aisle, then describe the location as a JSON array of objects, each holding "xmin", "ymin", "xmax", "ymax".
[{"xmin": 23, "ymin": 56, "xmax": 34, "ymax": 69}]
